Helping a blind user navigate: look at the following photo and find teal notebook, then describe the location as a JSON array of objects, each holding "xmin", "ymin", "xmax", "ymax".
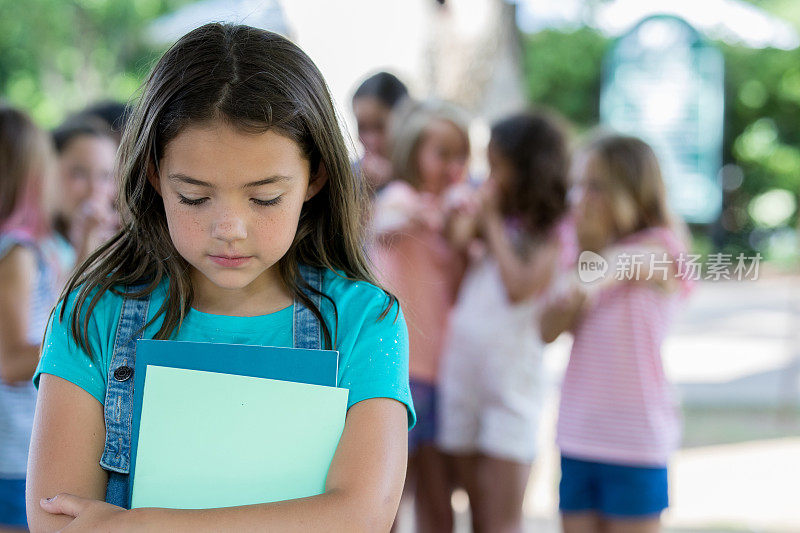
[{"xmin": 129, "ymin": 340, "xmax": 348, "ymax": 509}]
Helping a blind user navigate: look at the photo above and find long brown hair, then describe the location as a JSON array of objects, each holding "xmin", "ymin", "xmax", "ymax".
[
  {"xmin": 60, "ymin": 23, "xmax": 392, "ymax": 353},
  {"xmin": 585, "ymin": 134, "xmax": 672, "ymax": 239}
]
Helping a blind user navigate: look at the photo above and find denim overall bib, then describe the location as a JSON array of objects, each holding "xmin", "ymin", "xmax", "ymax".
[{"xmin": 101, "ymin": 265, "xmax": 324, "ymax": 508}]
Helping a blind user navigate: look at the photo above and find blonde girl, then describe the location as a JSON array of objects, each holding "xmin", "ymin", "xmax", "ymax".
[
  {"xmin": 542, "ymin": 134, "xmax": 691, "ymax": 533},
  {"xmin": 370, "ymin": 98, "xmax": 471, "ymax": 532}
]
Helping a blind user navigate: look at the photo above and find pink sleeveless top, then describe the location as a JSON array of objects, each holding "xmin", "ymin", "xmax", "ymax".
[{"xmin": 369, "ymin": 182, "xmax": 463, "ymax": 384}]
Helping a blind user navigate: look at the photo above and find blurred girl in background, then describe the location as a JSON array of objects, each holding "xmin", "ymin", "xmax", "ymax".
[
  {"xmin": 371, "ymin": 99, "xmax": 470, "ymax": 532},
  {"xmin": 52, "ymin": 115, "xmax": 119, "ymax": 267},
  {"xmin": 0, "ymin": 106, "xmax": 64, "ymax": 532},
  {"xmin": 438, "ymin": 111, "xmax": 570, "ymax": 533},
  {"xmin": 351, "ymin": 72, "xmax": 409, "ymax": 192},
  {"xmin": 542, "ymin": 135, "xmax": 691, "ymax": 533}
]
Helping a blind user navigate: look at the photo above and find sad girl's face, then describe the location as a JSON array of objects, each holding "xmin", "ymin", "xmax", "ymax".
[{"xmin": 150, "ymin": 120, "xmax": 326, "ymax": 307}]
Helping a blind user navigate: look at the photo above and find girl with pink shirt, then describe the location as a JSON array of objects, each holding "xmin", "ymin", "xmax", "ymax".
[
  {"xmin": 542, "ymin": 135, "xmax": 691, "ymax": 533},
  {"xmin": 370, "ymin": 99, "xmax": 470, "ymax": 532}
]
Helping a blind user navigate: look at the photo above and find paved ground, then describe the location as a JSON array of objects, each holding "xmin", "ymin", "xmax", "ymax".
[{"xmin": 399, "ymin": 275, "xmax": 800, "ymax": 532}]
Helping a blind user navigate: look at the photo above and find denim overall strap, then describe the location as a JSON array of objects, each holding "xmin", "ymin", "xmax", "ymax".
[
  {"xmin": 101, "ymin": 284, "xmax": 150, "ymax": 507},
  {"xmin": 293, "ymin": 264, "xmax": 323, "ymax": 350}
]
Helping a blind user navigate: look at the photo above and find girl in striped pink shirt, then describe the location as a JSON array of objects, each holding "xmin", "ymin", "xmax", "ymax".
[{"xmin": 542, "ymin": 135, "xmax": 691, "ymax": 533}]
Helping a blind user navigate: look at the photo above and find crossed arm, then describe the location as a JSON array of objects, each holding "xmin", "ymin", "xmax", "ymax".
[{"xmin": 27, "ymin": 374, "xmax": 408, "ymax": 532}]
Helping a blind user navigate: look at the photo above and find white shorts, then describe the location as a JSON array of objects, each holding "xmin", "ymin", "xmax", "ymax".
[{"xmin": 436, "ymin": 339, "xmax": 544, "ymax": 463}]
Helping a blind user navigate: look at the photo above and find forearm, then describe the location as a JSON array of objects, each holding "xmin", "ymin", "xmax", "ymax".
[
  {"xmin": 132, "ymin": 488, "xmax": 387, "ymax": 533},
  {"xmin": 540, "ymin": 279, "xmax": 588, "ymax": 343},
  {"xmin": 0, "ymin": 343, "xmax": 40, "ymax": 384},
  {"xmin": 444, "ymin": 211, "xmax": 477, "ymax": 251},
  {"xmin": 484, "ymin": 214, "xmax": 549, "ymax": 303}
]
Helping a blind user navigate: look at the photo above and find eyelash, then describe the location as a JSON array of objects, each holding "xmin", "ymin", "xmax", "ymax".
[
  {"xmin": 251, "ymin": 197, "xmax": 282, "ymax": 207},
  {"xmin": 178, "ymin": 195, "xmax": 208, "ymax": 206},
  {"xmin": 177, "ymin": 195, "xmax": 282, "ymax": 207}
]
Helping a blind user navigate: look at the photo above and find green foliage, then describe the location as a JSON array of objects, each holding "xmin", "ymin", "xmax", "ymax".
[
  {"xmin": 522, "ymin": 27, "xmax": 800, "ymax": 257},
  {"xmin": 0, "ymin": 0, "xmax": 191, "ymax": 127},
  {"xmin": 522, "ymin": 28, "xmax": 609, "ymax": 129},
  {"xmin": 723, "ymin": 43, "xmax": 800, "ymax": 195}
]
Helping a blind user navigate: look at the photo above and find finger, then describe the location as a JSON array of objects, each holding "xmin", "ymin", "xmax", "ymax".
[{"xmin": 40, "ymin": 493, "xmax": 88, "ymax": 518}]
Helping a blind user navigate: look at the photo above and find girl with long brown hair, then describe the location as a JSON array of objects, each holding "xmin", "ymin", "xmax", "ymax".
[
  {"xmin": 27, "ymin": 23, "xmax": 414, "ymax": 531},
  {"xmin": 438, "ymin": 110, "xmax": 571, "ymax": 533}
]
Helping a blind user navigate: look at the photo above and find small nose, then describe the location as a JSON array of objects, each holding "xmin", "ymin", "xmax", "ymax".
[{"xmin": 211, "ymin": 209, "xmax": 247, "ymax": 243}]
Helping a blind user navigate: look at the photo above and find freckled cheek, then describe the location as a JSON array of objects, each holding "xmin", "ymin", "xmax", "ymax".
[
  {"xmin": 254, "ymin": 208, "xmax": 301, "ymax": 252},
  {"xmin": 164, "ymin": 205, "xmax": 208, "ymax": 257}
]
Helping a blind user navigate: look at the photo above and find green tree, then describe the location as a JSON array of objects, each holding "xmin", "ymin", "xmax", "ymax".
[
  {"xmin": 522, "ymin": 28, "xmax": 608, "ymax": 128},
  {"xmin": 0, "ymin": 0, "xmax": 191, "ymax": 127},
  {"xmin": 522, "ymin": 27, "xmax": 800, "ymax": 259}
]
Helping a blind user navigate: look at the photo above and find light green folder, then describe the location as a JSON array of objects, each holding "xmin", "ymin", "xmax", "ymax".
[{"xmin": 130, "ymin": 365, "xmax": 349, "ymax": 509}]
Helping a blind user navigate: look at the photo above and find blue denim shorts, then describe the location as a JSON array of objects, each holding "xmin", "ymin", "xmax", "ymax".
[
  {"xmin": 559, "ymin": 455, "xmax": 669, "ymax": 518},
  {"xmin": 0, "ymin": 477, "xmax": 27, "ymax": 527},
  {"xmin": 408, "ymin": 379, "xmax": 437, "ymax": 455}
]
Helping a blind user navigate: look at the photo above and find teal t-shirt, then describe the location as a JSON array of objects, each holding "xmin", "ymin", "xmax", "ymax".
[{"xmin": 34, "ymin": 269, "xmax": 415, "ymax": 428}]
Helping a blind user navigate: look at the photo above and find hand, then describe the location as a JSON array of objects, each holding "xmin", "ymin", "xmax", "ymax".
[
  {"xmin": 477, "ymin": 179, "xmax": 501, "ymax": 222},
  {"xmin": 408, "ymin": 193, "xmax": 445, "ymax": 232},
  {"xmin": 40, "ymin": 493, "xmax": 131, "ymax": 532},
  {"xmin": 553, "ymin": 282, "xmax": 588, "ymax": 315},
  {"xmin": 442, "ymin": 182, "xmax": 479, "ymax": 216},
  {"xmin": 68, "ymin": 197, "xmax": 119, "ymax": 255},
  {"xmin": 361, "ymin": 153, "xmax": 393, "ymax": 189}
]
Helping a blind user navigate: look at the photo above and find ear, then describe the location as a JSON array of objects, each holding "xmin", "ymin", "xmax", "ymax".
[
  {"xmin": 147, "ymin": 161, "xmax": 162, "ymax": 196},
  {"xmin": 305, "ymin": 162, "xmax": 329, "ymax": 202}
]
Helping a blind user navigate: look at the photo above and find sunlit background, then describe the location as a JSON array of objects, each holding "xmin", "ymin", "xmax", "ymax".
[{"xmin": 2, "ymin": 0, "xmax": 799, "ymax": 531}]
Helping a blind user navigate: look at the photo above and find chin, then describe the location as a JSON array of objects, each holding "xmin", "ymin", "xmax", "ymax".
[
  {"xmin": 196, "ymin": 268, "xmax": 258, "ymax": 291},
  {"xmin": 577, "ymin": 228, "xmax": 608, "ymax": 253}
]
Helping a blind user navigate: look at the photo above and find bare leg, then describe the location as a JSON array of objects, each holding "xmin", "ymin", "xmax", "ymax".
[
  {"xmin": 604, "ymin": 516, "xmax": 661, "ymax": 533},
  {"xmin": 562, "ymin": 512, "xmax": 604, "ymax": 533},
  {"xmin": 450, "ymin": 453, "xmax": 481, "ymax": 532},
  {"xmin": 474, "ymin": 454, "xmax": 531, "ymax": 533},
  {"xmin": 413, "ymin": 444, "xmax": 454, "ymax": 533}
]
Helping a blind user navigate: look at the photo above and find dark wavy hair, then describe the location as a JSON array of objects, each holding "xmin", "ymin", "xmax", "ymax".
[
  {"xmin": 59, "ymin": 23, "xmax": 393, "ymax": 353},
  {"xmin": 352, "ymin": 72, "xmax": 408, "ymax": 109},
  {"xmin": 490, "ymin": 110, "xmax": 569, "ymax": 236}
]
